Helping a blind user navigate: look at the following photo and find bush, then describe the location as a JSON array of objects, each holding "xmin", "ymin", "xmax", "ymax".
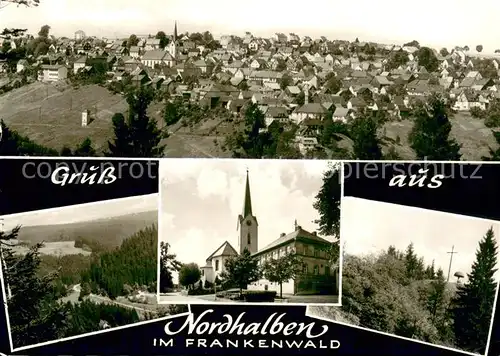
[
  {"xmin": 187, "ymin": 287, "xmax": 215, "ymax": 296},
  {"xmin": 470, "ymin": 106, "xmax": 485, "ymax": 119},
  {"xmin": 243, "ymin": 290, "xmax": 277, "ymax": 302},
  {"xmin": 204, "ymin": 280, "xmax": 213, "ymax": 289}
]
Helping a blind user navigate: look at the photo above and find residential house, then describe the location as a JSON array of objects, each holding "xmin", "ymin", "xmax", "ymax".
[
  {"xmin": 141, "ymin": 50, "xmax": 175, "ymax": 68},
  {"xmin": 290, "ymin": 103, "xmax": 327, "ymax": 124},
  {"xmin": 73, "ymin": 55, "xmax": 87, "ymax": 74},
  {"xmin": 129, "ymin": 46, "xmax": 141, "ymax": 58},
  {"xmin": 145, "ymin": 38, "xmax": 161, "ymax": 51},
  {"xmin": 38, "ymin": 64, "xmax": 68, "ymax": 82}
]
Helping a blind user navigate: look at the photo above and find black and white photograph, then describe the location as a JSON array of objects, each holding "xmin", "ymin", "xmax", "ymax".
[
  {"xmin": 309, "ymin": 197, "xmax": 499, "ymax": 356},
  {"xmin": 3, "ymin": 1, "xmax": 500, "ymax": 163},
  {"xmin": 0, "ymin": 193, "xmax": 188, "ymax": 352},
  {"xmin": 158, "ymin": 158, "xmax": 341, "ymax": 305}
]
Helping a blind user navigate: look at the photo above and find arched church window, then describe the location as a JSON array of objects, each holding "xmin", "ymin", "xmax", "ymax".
[{"xmin": 247, "ymin": 232, "xmax": 251, "ymax": 245}]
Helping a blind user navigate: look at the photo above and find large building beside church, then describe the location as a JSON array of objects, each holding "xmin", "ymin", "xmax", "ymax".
[{"xmin": 200, "ymin": 171, "xmax": 339, "ymax": 296}]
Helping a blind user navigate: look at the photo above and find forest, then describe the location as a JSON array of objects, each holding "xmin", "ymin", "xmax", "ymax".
[
  {"xmin": 0, "ymin": 223, "xmax": 186, "ymax": 349},
  {"xmin": 334, "ymin": 228, "xmax": 498, "ymax": 354}
]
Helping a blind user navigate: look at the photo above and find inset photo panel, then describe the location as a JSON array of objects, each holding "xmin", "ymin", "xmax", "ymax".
[
  {"xmin": 309, "ymin": 197, "xmax": 500, "ymax": 356},
  {"xmin": 0, "ymin": 158, "xmax": 188, "ymax": 353},
  {"xmin": 158, "ymin": 158, "xmax": 342, "ymax": 306}
]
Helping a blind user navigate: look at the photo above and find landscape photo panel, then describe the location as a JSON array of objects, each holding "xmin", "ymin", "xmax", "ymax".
[
  {"xmin": 308, "ymin": 162, "xmax": 500, "ymax": 356},
  {"xmin": 310, "ymin": 199, "xmax": 499, "ymax": 355},
  {"xmin": 158, "ymin": 158, "xmax": 342, "ymax": 306},
  {"xmin": 0, "ymin": 158, "xmax": 189, "ymax": 353}
]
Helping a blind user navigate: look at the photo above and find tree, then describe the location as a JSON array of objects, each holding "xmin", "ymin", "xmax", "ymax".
[
  {"xmin": 404, "ymin": 242, "xmax": 419, "ymax": 280},
  {"xmin": 178, "ymin": 263, "xmax": 202, "ymax": 290},
  {"xmin": 452, "ymin": 227, "xmax": 498, "ymax": 353},
  {"xmin": 425, "ymin": 260, "xmax": 436, "ymax": 279},
  {"xmin": 155, "ymin": 31, "xmax": 168, "ymax": 49},
  {"xmin": 476, "ymin": 44, "xmax": 483, "ymax": 53},
  {"xmin": 350, "ymin": 114, "xmax": 383, "ymax": 160},
  {"xmin": 279, "ymin": 73, "xmax": 292, "ymax": 90},
  {"xmin": 262, "ymin": 253, "xmax": 304, "ymax": 298},
  {"xmin": 408, "ymin": 94, "xmax": 461, "ymax": 160},
  {"xmin": 73, "ymin": 137, "xmax": 96, "ymax": 156},
  {"xmin": 228, "ymin": 103, "xmax": 268, "ymax": 158},
  {"xmin": 223, "ymin": 248, "xmax": 261, "ymax": 293},
  {"xmin": 163, "ymin": 101, "xmax": 182, "ymax": 126},
  {"xmin": 427, "ymin": 268, "xmax": 447, "ymax": 322},
  {"xmin": 417, "ymin": 47, "xmax": 439, "ymax": 72},
  {"xmin": 38, "ymin": 24, "xmax": 50, "ymax": 38},
  {"xmin": 107, "ymin": 87, "xmax": 166, "ymax": 157},
  {"xmin": 159, "ymin": 241, "xmax": 182, "ymax": 292},
  {"xmin": 439, "ymin": 48, "xmax": 449, "ymax": 57},
  {"xmin": 403, "ymin": 40, "xmax": 420, "ymax": 48},
  {"xmin": 325, "ymin": 74, "xmax": 342, "ymax": 94},
  {"xmin": 313, "ymin": 164, "xmax": 341, "ymax": 237},
  {"xmin": 127, "ymin": 34, "xmax": 139, "ymax": 48},
  {"xmin": 387, "ymin": 50, "xmax": 409, "ymax": 70},
  {"xmin": 1, "ymin": 226, "xmax": 68, "ymax": 348}
]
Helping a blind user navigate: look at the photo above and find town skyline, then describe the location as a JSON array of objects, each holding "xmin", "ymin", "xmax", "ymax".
[{"xmin": 2, "ymin": 0, "xmax": 500, "ymax": 52}]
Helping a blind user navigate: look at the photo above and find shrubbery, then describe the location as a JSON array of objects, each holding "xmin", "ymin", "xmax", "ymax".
[{"xmin": 187, "ymin": 287, "xmax": 215, "ymax": 296}]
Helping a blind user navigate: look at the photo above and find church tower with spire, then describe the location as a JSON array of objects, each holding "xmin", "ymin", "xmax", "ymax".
[
  {"xmin": 168, "ymin": 21, "xmax": 179, "ymax": 59},
  {"xmin": 237, "ymin": 169, "xmax": 258, "ymax": 254}
]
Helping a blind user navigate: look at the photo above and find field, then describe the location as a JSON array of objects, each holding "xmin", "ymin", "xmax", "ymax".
[
  {"xmin": 15, "ymin": 210, "xmax": 158, "ymax": 250},
  {"xmin": 1, "ymin": 82, "xmax": 498, "ymax": 159},
  {"xmin": 0, "ymin": 82, "xmax": 163, "ymax": 151},
  {"xmin": 383, "ymin": 113, "xmax": 498, "ymax": 160},
  {"xmin": 7, "ymin": 240, "xmax": 92, "ymax": 256}
]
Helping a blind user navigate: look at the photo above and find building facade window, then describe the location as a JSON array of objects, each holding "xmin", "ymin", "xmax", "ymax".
[
  {"xmin": 215, "ymin": 260, "xmax": 219, "ymax": 271},
  {"xmin": 313, "ymin": 265, "xmax": 319, "ymax": 275}
]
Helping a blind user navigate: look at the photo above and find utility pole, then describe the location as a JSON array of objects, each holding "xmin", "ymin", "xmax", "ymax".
[{"xmin": 447, "ymin": 245, "xmax": 458, "ymax": 282}]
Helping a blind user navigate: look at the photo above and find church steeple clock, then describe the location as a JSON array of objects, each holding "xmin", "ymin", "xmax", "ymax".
[{"xmin": 237, "ymin": 169, "xmax": 258, "ymax": 254}]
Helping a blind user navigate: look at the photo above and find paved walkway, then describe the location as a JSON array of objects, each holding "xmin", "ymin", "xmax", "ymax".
[{"xmin": 158, "ymin": 292, "xmax": 339, "ymax": 304}]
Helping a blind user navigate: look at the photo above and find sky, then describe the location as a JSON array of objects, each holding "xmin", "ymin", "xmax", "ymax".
[
  {"xmin": 2, "ymin": 0, "xmax": 500, "ymax": 52},
  {"xmin": 160, "ymin": 158, "xmax": 335, "ymax": 284},
  {"xmin": 1, "ymin": 193, "xmax": 158, "ymax": 230},
  {"xmin": 341, "ymin": 197, "xmax": 500, "ymax": 282}
]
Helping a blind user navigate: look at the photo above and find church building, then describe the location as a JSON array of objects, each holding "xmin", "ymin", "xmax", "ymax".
[
  {"xmin": 168, "ymin": 21, "xmax": 179, "ymax": 60},
  {"xmin": 200, "ymin": 170, "xmax": 339, "ymax": 296}
]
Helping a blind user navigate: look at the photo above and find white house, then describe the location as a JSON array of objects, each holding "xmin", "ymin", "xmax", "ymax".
[
  {"xmin": 38, "ymin": 64, "xmax": 68, "ymax": 82},
  {"xmin": 73, "ymin": 55, "xmax": 87, "ymax": 74},
  {"xmin": 200, "ymin": 241, "xmax": 239, "ymax": 285}
]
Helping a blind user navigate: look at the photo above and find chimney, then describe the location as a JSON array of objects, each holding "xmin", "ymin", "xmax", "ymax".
[
  {"xmin": 312, "ymin": 231, "xmax": 317, "ymax": 236},
  {"xmin": 280, "ymin": 233, "xmax": 286, "ymax": 237}
]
